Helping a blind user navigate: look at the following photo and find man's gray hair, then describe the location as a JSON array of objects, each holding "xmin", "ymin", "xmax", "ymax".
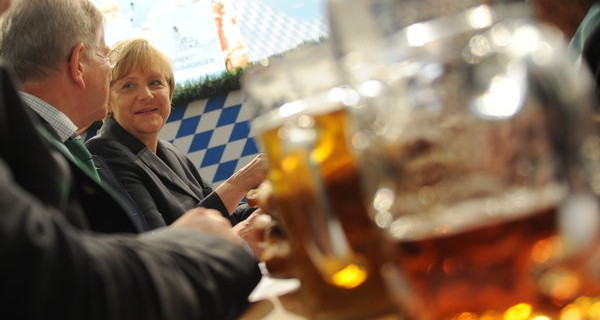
[{"xmin": 0, "ymin": 0, "xmax": 104, "ymax": 83}]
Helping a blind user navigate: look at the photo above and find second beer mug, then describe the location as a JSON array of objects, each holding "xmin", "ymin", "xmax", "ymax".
[
  {"xmin": 242, "ymin": 42, "xmax": 398, "ymax": 320},
  {"xmin": 352, "ymin": 4, "xmax": 600, "ymax": 320}
]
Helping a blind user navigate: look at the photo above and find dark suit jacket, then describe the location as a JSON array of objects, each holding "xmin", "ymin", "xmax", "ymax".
[
  {"xmin": 86, "ymin": 116, "xmax": 255, "ymax": 229},
  {"xmin": 34, "ymin": 112, "xmax": 143, "ymax": 233},
  {"xmin": 0, "ymin": 63, "xmax": 261, "ymax": 320},
  {"xmin": 35, "ymin": 113, "xmax": 150, "ymax": 232}
]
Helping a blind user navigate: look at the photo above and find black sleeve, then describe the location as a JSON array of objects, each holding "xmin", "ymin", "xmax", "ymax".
[
  {"xmin": 198, "ymin": 191, "xmax": 256, "ymax": 225},
  {"xmin": 230, "ymin": 202, "xmax": 257, "ymax": 224},
  {"xmin": 0, "ymin": 158, "xmax": 262, "ymax": 320}
]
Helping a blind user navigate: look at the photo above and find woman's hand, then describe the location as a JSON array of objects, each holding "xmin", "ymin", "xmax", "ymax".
[
  {"xmin": 227, "ymin": 153, "xmax": 268, "ymax": 191},
  {"xmin": 214, "ymin": 153, "xmax": 268, "ymax": 214}
]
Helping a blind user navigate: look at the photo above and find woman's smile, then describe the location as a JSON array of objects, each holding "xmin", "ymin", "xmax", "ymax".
[{"xmin": 135, "ymin": 107, "xmax": 159, "ymax": 115}]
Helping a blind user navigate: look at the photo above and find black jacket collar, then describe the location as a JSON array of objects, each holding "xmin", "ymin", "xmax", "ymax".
[{"xmin": 99, "ymin": 115, "xmax": 147, "ymax": 154}]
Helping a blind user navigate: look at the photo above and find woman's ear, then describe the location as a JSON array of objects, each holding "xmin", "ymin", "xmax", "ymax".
[{"xmin": 67, "ymin": 42, "xmax": 86, "ymax": 89}]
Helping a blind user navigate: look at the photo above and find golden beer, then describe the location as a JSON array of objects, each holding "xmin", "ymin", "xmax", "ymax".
[
  {"xmin": 258, "ymin": 106, "xmax": 397, "ymax": 320},
  {"xmin": 368, "ymin": 107, "xmax": 600, "ymax": 320},
  {"xmin": 364, "ymin": 94, "xmax": 600, "ymax": 320},
  {"xmin": 387, "ymin": 191, "xmax": 600, "ymax": 320}
]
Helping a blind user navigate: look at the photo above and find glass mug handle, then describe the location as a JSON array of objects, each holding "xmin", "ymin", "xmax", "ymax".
[{"xmin": 282, "ymin": 122, "xmax": 369, "ymax": 289}]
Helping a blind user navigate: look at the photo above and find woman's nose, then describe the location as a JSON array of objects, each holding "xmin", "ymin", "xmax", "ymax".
[{"xmin": 138, "ymin": 86, "xmax": 153, "ymax": 101}]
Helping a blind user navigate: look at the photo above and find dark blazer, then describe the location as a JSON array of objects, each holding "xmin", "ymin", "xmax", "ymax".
[
  {"xmin": 86, "ymin": 116, "xmax": 255, "ymax": 229},
  {"xmin": 94, "ymin": 153, "xmax": 150, "ymax": 231},
  {"xmin": 34, "ymin": 114, "xmax": 143, "ymax": 233},
  {"xmin": 0, "ymin": 64, "xmax": 261, "ymax": 320}
]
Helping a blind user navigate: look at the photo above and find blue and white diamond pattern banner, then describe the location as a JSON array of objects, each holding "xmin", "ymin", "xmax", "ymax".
[
  {"xmin": 232, "ymin": 0, "xmax": 328, "ymax": 62},
  {"xmin": 159, "ymin": 90, "xmax": 260, "ymax": 185}
]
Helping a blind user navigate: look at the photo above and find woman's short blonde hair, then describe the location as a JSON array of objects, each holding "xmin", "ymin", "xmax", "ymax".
[{"xmin": 109, "ymin": 38, "xmax": 175, "ymax": 99}]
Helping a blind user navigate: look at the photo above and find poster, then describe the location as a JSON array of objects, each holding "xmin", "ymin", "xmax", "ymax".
[{"xmin": 95, "ymin": 0, "xmax": 327, "ymax": 83}]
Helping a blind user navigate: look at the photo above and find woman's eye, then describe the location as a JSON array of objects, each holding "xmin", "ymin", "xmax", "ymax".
[
  {"xmin": 121, "ymin": 82, "xmax": 134, "ymax": 90},
  {"xmin": 149, "ymin": 79, "xmax": 164, "ymax": 87}
]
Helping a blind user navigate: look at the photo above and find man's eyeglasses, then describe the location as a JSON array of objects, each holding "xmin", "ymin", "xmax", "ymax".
[{"xmin": 95, "ymin": 46, "xmax": 119, "ymax": 68}]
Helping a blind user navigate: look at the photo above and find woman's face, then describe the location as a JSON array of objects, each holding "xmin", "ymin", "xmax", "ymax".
[{"xmin": 110, "ymin": 63, "xmax": 171, "ymax": 141}]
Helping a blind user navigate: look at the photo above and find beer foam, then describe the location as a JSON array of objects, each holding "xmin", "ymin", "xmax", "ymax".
[{"xmin": 387, "ymin": 182, "xmax": 567, "ymax": 241}]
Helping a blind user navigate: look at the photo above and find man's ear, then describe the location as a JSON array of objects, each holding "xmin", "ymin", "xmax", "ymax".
[
  {"xmin": 107, "ymin": 90, "xmax": 116, "ymax": 116},
  {"xmin": 67, "ymin": 42, "xmax": 87, "ymax": 89}
]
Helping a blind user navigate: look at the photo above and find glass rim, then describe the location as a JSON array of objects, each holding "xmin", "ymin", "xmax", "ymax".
[{"xmin": 250, "ymin": 86, "xmax": 358, "ymax": 134}]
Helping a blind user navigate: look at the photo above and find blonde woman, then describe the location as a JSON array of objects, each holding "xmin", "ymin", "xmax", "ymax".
[{"xmin": 87, "ymin": 38, "xmax": 266, "ymax": 233}]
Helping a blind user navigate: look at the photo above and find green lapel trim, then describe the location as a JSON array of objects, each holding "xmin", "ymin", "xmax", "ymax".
[{"xmin": 36, "ymin": 125, "xmax": 101, "ymax": 184}]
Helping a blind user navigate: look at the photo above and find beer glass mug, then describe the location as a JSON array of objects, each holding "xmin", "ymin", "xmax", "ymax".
[
  {"xmin": 327, "ymin": 0, "xmax": 485, "ymax": 87},
  {"xmin": 242, "ymin": 42, "xmax": 398, "ymax": 320},
  {"xmin": 347, "ymin": 4, "xmax": 600, "ymax": 320}
]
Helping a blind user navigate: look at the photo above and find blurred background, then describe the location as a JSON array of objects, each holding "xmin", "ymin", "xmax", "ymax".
[{"xmin": 94, "ymin": 0, "xmax": 328, "ymax": 84}]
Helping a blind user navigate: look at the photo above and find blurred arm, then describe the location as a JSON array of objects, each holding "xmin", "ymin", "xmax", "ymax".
[{"xmin": 0, "ymin": 158, "xmax": 261, "ymax": 320}]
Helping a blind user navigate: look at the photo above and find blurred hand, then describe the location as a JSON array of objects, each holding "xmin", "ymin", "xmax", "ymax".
[
  {"xmin": 171, "ymin": 207, "xmax": 243, "ymax": 247},
  {"xmin": 246, "ymin": 180, "xmax": 272, "ymax": 212},
  {"xmin": 233, "ymin": 209, "xmax": 295, "ymax": 278},
  {"xmin": 232, "ymin": 209, "xmax": 272, "ymax": 258}
]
